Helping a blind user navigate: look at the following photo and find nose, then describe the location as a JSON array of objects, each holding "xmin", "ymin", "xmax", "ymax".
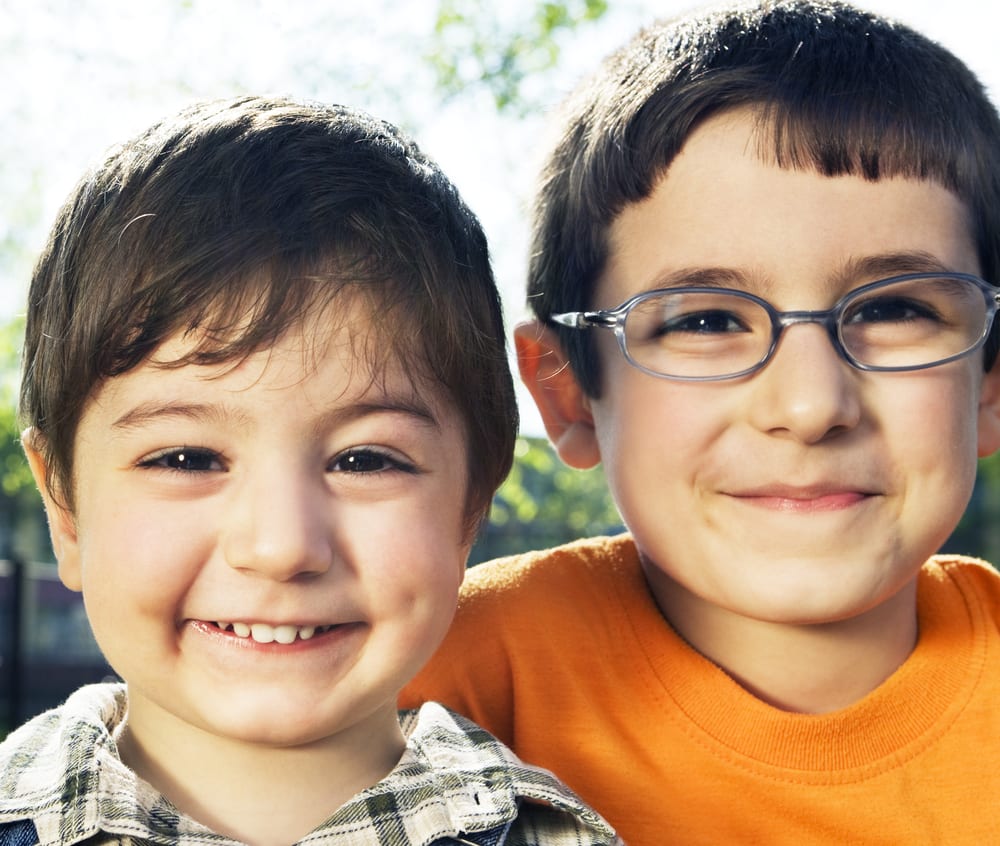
[
  {"xmin": 222, "ymin": 465, "xmax": 334, "ymax": 581},
  {"xmin": 746, "ymin": 322, "xmax": 861, "ymax": 443}
]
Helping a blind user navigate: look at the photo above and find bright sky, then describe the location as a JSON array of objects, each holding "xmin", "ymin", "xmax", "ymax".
[{"xmin": 2, "ymin": 0, "xmax": 996, "ymax": 433}]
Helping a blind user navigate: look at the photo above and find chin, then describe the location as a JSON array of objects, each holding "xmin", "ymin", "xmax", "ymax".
[
  {"xmin": 739, "ymin": 586, "xmax": 898, "ymax": 628},
  {"xmin": 223, "ymin": 716, "xmax": 347, "ymax": 749}
]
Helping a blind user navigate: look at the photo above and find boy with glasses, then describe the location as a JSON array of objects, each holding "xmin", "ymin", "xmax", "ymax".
[{"xmin": 402, "ymin": 2, "xmax": 1000, "ymax": 843}]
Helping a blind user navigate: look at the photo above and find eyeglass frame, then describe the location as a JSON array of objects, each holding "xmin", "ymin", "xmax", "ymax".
[{"xmin": 549, "ymin": 271, "xmax": 1000, "ymax": 382}]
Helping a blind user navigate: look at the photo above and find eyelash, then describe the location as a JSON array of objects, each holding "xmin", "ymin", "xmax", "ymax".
[
  {"xmin": 138, "ymin": 447, "xmax": 224, "ymax": 473},
  {"xmin": 137, "ymin": 446, "xmax": 417, "ymax": 475},
  {"xmin": 329, "ymin": 447, "xmax": 417, "ymax": 475}
]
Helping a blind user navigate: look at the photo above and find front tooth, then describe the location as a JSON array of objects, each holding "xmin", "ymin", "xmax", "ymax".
[
  {"xmin": 250, "ymin": 623, "xmax": 275, "ymax": 643},
  {"xmin": 216, "ymin": 621, "xmax": 230, "ymax": 631},
  {"xmin": 298, "ymin": 626, "xmax": 316, "ymax": 640},
  {"xmin": 273, "ymin": 624, "xmax": 298, "ymax": 644},
  {"xmin": 232, "ymin": 622, "xmax": 251, "ymax": 638}
]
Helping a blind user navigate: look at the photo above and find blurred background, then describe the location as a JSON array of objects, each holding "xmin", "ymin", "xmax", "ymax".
[{"xmin": 2, "ymin": 0, "xmax": 998, "ymax": 733}]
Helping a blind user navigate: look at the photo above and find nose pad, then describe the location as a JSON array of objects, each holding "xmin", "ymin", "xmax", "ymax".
[
  {"xmin": 748, "ymin": 323, "xmax": 862, "ymax": 443},
  {"xmin": 222, "ymin": 475, "xmax": 333, "ymax": 581}
]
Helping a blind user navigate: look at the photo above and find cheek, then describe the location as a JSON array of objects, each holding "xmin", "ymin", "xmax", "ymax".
[
  {"xmin": 896, "ymin": 367, "xmax": 980, "ymax": 438},
  {"xmin": 361, "ymin": 533, "xmax": 464, "ymax": 672},
  {"xmin": 878, "ymin": 368, "xmax": 982, "ymax": 491},
  {"xmin": 592, "ymin": 374, "xmax": 729, "ymax": 472},
  {"xmin": 76, "ymin": 494, "xmax": 210, "ymax": 611},
  {"xmin": 348, "ymin": 499, "xmax": 466, "ymax": 601}
]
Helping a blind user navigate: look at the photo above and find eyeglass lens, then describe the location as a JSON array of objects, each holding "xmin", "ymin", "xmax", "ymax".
[{"xmin": 621, "ymin": 275, "xmax": 991, "ymax": 379}]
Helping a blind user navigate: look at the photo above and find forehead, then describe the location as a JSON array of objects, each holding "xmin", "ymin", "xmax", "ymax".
[
  {"xmin": 601, "ymin": 110, "xmax": 978, "ymax": 305},
  {"xmin": 82, "ymin": 299, "xmax": 457, "ymax": 429}
]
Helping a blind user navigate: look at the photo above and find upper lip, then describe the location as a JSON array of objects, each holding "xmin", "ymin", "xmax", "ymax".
[
  {"xmin": 208, "ymin": 619, "xmax": 335, "ymax": 627},
  {"xmin": 185, "ymin": 616, "xmax": 356, "ymax": 631},
  {"xmin": 726, "ymin": 483, "xmax": 877, "ymax": 499}
]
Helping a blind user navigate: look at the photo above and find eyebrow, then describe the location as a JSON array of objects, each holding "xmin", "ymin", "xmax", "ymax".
[
  {"xmin": 643, "ymin": 251, "xmax": 962, "ymax": 297},
  {"xmin": 111, "ymin": 397, "xmax": 441, "ymax": 433},
  {"xmin": 835, "ymin": 251, "xmax": 958, "ymax": 284},
  {"xmin": 646, "ymin": 266, "xmax": 750, "ymax": 292},
  {"xmin": 112, "ymin": 402, "xmax": 238, "ymax": 431}
]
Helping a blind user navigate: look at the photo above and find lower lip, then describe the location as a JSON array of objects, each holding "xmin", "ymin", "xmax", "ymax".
[{"xmin": 733, "ymin": 492, "xmax": 869, "ymax": 513}]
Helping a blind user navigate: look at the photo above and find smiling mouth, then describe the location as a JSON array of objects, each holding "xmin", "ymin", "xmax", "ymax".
[
  {"xmin": 730, "ymin": 490, "xmax": 871, "ymax": 512},
  {"xmin": 213, "ymin": 622, "xmax": 336, "ymax": 644}
]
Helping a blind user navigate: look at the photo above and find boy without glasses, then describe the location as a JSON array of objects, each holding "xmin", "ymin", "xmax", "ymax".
[
  {"xmin": 403, "ymin": 2, "xmax": 1000, "ymax": 843},
  {"xmin": 0, "ymin": 96, "xmax": 619, "ymax": 846}
]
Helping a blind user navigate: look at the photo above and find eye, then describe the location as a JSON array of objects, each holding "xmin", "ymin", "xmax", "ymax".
[
  {"xmin": 329, "ymin": 447, "xmax": 415, "ymax": 474},
  {"xmin": 138, "ymin": 447, "xmax": 224, "ymax": 473},
  {"xmin": 845, "ymin": 295, "xmax": 942, "ymax": 325},
  {"xmin": 659, "ymin": 309, "xmax": 751, "ymax": 335},
  {"xmin": 629, "ymin": 292, "xmax": 762, "ymax": 341}
]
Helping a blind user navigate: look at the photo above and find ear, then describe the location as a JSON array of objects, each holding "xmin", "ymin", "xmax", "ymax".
[
  {"xmin": 514, "ymin": 321, "xmax": 601, "ymax": 469},
  {"xmin": 977, "ymin": 366, "xmax": 1000, "ymax": 457},
  {"xmin": 21, "ymin": 429, "xmax": 83, "ymax": 592}
]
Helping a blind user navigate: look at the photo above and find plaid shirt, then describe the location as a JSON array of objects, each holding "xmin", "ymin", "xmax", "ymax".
[{"xmin": 0, "ymin": 684, "xmax": 619, "ymax": 846}]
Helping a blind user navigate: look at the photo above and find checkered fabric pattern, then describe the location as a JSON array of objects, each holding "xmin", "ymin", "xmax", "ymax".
[{"xmin": 0, "ymin": 684, "xmax": 619, "ymax": 846}]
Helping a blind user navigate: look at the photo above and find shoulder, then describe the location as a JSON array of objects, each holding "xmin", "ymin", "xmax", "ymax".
[
  {"xmin": 400, "ymin": 535, "xmax": 644, "ymax": 725},
  {"xmin": 921, "ymin": 554, "xmax": 1000, "ymax": 630},
  {"xmin": 0, "ymin": 684, "xmax": 126, "ymax": 829},
  {"xmin": 922, "ymin": 554, "xmax": 1000, "ymax": 598},
  {"xmin": 461, "ymin": 533, "xmax": 639, "ymax": 605},
  {"xmin": 440, "ymin": 534, "xmax": 641, "ymax": 648},
  {"xmin": 399, "ymin": 703, "xmax": 621, "ymax": 846},
  {"xmin": 507, "ymin": 805, "xmax": 624, "ymax": 846}
]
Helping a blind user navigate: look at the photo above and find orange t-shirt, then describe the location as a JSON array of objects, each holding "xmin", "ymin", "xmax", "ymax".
[{"xmin": 402, "ymin": 534, "xmax": 1000, "ymax": 846}]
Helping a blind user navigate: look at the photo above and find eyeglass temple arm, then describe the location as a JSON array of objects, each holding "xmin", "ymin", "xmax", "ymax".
[{"xmin": 550, "ymin": 311, "xmax": 618, "ymax": 329}]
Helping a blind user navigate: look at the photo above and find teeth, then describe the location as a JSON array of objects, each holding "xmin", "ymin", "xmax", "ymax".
[
  {"xmin": 250, "ymin": 623, "xmax": 275, "ymax": 643},
  {"xmin": 215, "ymin": 621, "xmax": 325, "ymax": 643}
]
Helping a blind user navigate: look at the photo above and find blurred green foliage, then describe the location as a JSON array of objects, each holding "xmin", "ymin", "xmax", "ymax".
[
  {"xmin": 0, "ymin": 317, "xmax": 36, "ymax": 507},
  {"xmin": 493, "ymin": 435, "xmax": 618, "ymax": 532},
  {"xmin": 471, "ymin": 436, "xmax": 621, "ymax": 564},
  {"xmin": 429, "ymin": 0, "xmax": 608, "ymax": 112},
  {"xmin": 0, "ymin": 315, "xmax": 46, "ymax": 562}
]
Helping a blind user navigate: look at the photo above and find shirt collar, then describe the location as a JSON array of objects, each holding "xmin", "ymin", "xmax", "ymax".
[{"xmin": 0, "ymin": 687, "xmax": 614, "ymax": 845}]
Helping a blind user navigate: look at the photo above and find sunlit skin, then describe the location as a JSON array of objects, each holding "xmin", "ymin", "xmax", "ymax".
[
  {"xmin": 25, "ymin": 303, "xmax": 472, "ymax": 846},
  {"xmin": 517, "ymin": 108, "xmax": 1000, "ymax": 713}
]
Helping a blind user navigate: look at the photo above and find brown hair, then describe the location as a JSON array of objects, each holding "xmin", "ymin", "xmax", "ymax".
[
  {"xmin": 528, "ymin": 0, "xmax": 1000, "ymax": 395},
  {"xmin": 21, "ymin": 95, "xmax": 517, "ymax": 534}
]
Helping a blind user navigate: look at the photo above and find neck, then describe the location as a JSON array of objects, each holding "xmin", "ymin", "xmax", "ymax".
[
  {"xmin": 116, "ymin": 698, "xmax": 405, "ymax": 846},
  {"xmin": 643, "ymin": 564, "xmax": 919, "ymax": 714}
]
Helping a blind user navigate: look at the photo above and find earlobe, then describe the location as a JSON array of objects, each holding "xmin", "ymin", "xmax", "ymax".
[
  {"xmin": 514, "ymin": 321, "xmax": 602, "ymax": 469},
  {"xmin": 21, "ymin": 429, "xmax": 83, "ymax": 592},
  {"xmin": 977, "ymin": 367, "xmax": 1000, "ymax": 457}
]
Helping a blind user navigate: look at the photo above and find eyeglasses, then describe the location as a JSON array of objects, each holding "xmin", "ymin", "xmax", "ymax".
[{"xmin": 550, "ymin": 272, "xmax": 1000, "ymax": 381}]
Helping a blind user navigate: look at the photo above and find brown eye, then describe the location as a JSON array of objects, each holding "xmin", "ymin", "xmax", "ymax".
[
  {"xmin": 141, "ymin": 448, "xmax": 223, "ymax": 472},
  {"xmin": 333, "ymin": 450, "xmax": 391, "ymax": 473}
]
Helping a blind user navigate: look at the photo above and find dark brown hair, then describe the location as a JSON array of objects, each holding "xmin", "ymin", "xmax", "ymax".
[
  {"xmin": 21, "ymin": 95, "xmax": 518, "ymax": 534},
  {"xmin": 528, "ymin": 0, "xmax": 1000, "ymax": 395}
]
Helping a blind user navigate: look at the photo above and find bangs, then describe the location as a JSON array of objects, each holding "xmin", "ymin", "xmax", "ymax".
[
  {"xmin": 98, "ymin": 248, "xmax": 428, "ymax": 384},
  {"xmin": 755, "ymin": 89, "xmax": 978, "ymax": 196}
]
